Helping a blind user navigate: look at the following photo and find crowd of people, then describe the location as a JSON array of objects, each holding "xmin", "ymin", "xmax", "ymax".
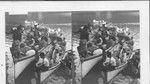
[
  {"xmin": 77, "ymin": 20, "xmax": 135, "ymax": 70},
  {"xmin": 10, "ymin": 23, "xmax": 67, "ymax": 70}
]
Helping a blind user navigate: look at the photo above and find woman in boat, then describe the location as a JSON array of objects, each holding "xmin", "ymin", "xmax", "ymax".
[{"xmin": 36, "ymin": 52, "xmax": 50, "ymax": 71}]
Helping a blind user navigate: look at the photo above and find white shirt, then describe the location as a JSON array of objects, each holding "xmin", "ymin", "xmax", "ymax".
[
  {"xmin": 36, "ymin": 57, "xmax": 49, "ymax": 67},
  {"xmin": 103, "ymin": 57, "xmax": 116, "ymax": 66},
  {"xmin": 110, "ymin": 57, "xmax": 117, "ymax": 66},
  {"xmin": 43, "ymin": 58, "xmax": 50, "ymax": 67}
]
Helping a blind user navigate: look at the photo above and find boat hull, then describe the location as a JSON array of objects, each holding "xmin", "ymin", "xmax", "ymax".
[
  {"xmin": 40, "ymin": 62, "xmax": 61, "ymax": 83},
  {"xmin": 15, "ymin": 56, "xmax": 35, "ymax": 79},
  {"xmin": 81, "ymin": 55, "xmax": 103, "ymax": 78},
  {"xmin": 107, "ymin": 64, "xmax": 127, "ymax": 82}
]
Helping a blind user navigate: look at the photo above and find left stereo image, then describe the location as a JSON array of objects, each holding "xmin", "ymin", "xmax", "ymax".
[{"xmin": 5, "ymin": 12, "xmax": 73, "ymax": 84}]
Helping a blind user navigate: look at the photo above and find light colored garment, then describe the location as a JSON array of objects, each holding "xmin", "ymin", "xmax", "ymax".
[
  {"xmin": 103, "ymin": 57, "xmax": 110, "ymax": 66},
  {"xmin": 93, "ymin": 49, "xmax": 103, "ymax": 55},
  {"xmin": 26, "ymin": 50, "xmax": 35, "ymax": 56},
  {"xmin": 103, "ymin": 57, "xmax": 116, "ymax": 66},
  {"xmin": 36, "ymin": 57, "xmax": 50, "ymax": 67},
  {"xmin": 36, "ymin": 57, "xmax": 43, "ymax": 67},
  {"xmin": 110, "ymin": 57, "xmax": 117, "ymax": 66},
  {"xmin": 43, "ymin": 58, "xmax": 50, "ymax": 67}
]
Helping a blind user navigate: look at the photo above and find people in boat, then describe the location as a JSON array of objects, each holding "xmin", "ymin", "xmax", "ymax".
[
  {"xmin": 20, "ymin": 43, "xmax": 32, "ymax": 56},
  {"xmin": 36, "ymin": 52, "xmax": 50, "ymax": 71},
  {"xmin": 59, "ymin": 37, "xmax": 67, "ymax": 51},
  {"xmin": 10, "ymin": 40, "xmax": 21, "ymax": 58},
  {"xmin": 11, "ymin": 25, "xmax": 23, "ymax": 42},
  {"xmin": 77, "ymin": 25, "xmax": 90, "ymax": 45},
  {"xmin": 17, "ymin": 25, "xmax": 24, "ymax": 41},
  {"xmin": 86, "ymin": 42, "xmax": 103, "ymax": 56},
  {"xmin": 128, "ymin": 37, "xmax": 134, "ymax": 50},
  {"xmin": 33, "ymin": 25, "xmax": 40, "ymax": 45},
  {"xmin": 103, "ymin": 51, "xmax": 117, "ymax": 70},
  {"xmin": 77, "ymin": 25, "xmax": 91, "ymax": 58},
  {"xmin": 25, "ymin": 29, "xmax": 35, "ymax": 46},
  {"xmin": 52, "ymin": 40, "xmax": 63, "ymax": 63},
  {"xmin": 39, "ymin": 36, "xmax": 48, "ymax": 49},
  {"xmin": 122, "ymin": 49, "xmax": 140, "ymax": 79}
]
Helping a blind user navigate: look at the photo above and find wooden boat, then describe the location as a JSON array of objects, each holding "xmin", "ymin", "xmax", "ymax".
[
  {"xmin": 81, "ymin": 53, "xmax": 103, "ymax": 77},
  {"xmin": 106, "ymin": 49, "xmax": 135, "ymax": 83},
  {"xmin": 10, "ymin": 48, "xmax": 36, "ymax": 79},
  {"xmin": 79, "ymin": 42, "xmax": 118, "ymax": 78},
  {"xmin": 39, "ymin": 44, "xmax": 67, "ymax": 83}
]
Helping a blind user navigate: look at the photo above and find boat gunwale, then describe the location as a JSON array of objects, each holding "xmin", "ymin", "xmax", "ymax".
[
  {"xmin": 81, "ymin": 42, "xmax": 118, "ymax": 62},
  {"xmin": 81, "ymin": 54, "xmax": 103, "ymax": 62},
  {"xmin": 14, "ymin": 55, "xmax": 35, "ymax": 63}
]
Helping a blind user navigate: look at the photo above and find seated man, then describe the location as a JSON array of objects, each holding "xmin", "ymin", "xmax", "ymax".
[
  {"xmin": 36, "ymin": 52, "xmax": 50, "ymax": 71},
  {"xmin": 103, "ymin": 52, "xmax": 117, "ymax": 71}
]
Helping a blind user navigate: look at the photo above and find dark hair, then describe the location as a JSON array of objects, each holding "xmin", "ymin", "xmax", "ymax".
[
  {"xmin": 107, "ymin": 51, "xmax": 111, "ymax": 58},
  {"xmin": 40, "ymin": 52, "xmax": 45, "ymax": 59},
  {"xmin": 20, "ymin": 43, "xmax": 25, "ymax": 48},
  {"xmin": 87, "ymin": 42, "xmax": 92, "ymax": 47}
]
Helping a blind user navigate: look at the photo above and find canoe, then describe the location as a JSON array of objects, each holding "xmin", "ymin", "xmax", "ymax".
[{"xmin": 10, "ymin": 48, "xmax": 36, "ymax": 79}]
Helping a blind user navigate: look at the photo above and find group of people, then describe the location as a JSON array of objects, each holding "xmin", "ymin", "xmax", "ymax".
[
  {"xmin": 10, "ymin": 23, "xmax": 67, "ymax": 71},
  {"xmin": 77, "ymin": 20, "xmax": 134, "ymax": 70}
]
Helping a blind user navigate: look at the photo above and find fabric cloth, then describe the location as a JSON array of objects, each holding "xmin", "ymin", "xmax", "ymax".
[
  {"xmin": 20, "ymin": 46, "xmax": 32, "ymax": 54},
  {"xmin": 93, "ymin": 49, "xmax": 103, "ymax": 56},
  {"xmin": 36, "ymin": 57, "xmax": 50, "ymax": 67}
]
